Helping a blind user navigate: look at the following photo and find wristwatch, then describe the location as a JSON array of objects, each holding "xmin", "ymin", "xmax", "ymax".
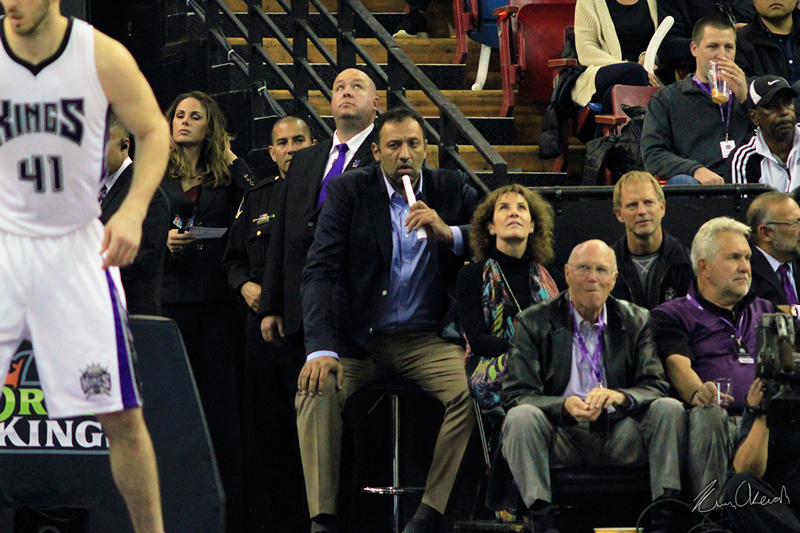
[{"xmin": 744, "ymin": 403, "xmax": 767, "ymax": 418}]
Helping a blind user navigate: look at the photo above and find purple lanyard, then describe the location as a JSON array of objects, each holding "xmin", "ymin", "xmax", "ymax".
[
  {"xmin": 571, "ymin": 302, "xmax": 605, "ymax": 385},
  {"xmin": 692, "ymin": 76, "xmax": 734, "ymax": 141},
  {"xmin": 686, "ymin": 293, "xmax": 745, "ymax": 342}
]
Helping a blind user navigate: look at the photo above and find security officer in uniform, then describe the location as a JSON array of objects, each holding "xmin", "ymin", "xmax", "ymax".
[{"xmin": 224, "ymin": 115, "xmax": 315, "ymax": 532}]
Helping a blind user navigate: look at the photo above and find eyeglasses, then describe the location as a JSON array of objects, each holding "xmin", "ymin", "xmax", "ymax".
[
  {"xmin": 568, "ymin": 264, "xmax": 616, "ymax": 279},
  {"xmin": 766, "ymin": 220, "xmax": 800, "ymax": 229}
]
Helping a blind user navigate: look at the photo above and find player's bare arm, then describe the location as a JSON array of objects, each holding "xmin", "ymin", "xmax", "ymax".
[{"xmin": 94, "ymin": 31, "xmax": 169, "ymax": 269}]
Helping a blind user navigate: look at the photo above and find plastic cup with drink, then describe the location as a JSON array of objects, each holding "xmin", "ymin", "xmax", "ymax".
[
  {"xmin": 715, "ymin": 377, "xmax": 732, "ymax": 407},
  {"xmin": 708, "ymin": 60, "xmax": 729, "ymax": 104}
]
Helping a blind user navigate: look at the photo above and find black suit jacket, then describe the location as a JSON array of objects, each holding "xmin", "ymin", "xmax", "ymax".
[
  {"xmin": 501, "ymin": 292, "xmax": 669, "ymax": 425},
  {"xmin": 100, "ymin": 163, "xmax": 170, "ymax": 315},
  {"xmin": 748, "ymin": 246, "xmax": 800, "ymax": 307},
  {"xmin": 301, "ymin": 165, "xmax": 480, "ymax": 357},
  {"xmin": 160, "ymin": 158, "xmax": 252, "ymax": 304},
  {"xmin": 258, "ymin": 133, "xmax": 377, "ymax": 336}
]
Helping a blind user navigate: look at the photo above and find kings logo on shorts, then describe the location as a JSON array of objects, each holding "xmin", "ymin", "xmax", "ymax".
[{"xmin": 80, "ymin": 364, "xmax": 112, "ymax": 398}]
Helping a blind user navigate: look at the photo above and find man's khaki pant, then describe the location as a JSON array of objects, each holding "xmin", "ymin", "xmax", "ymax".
[{"xmin": 296, "ymin": 331, "xmax": 476, "ymax": 518}]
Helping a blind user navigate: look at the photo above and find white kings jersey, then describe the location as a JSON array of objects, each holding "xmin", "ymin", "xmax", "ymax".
[{"xmin": 0, "ymin": 17, "xmax": 109, "ymax": 237}]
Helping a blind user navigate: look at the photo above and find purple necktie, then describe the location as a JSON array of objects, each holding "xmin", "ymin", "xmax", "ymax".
[
  {"xmin": 318, "ymin": 143, "xmax": 349, "ymax": 206},
  {"xmin": 778, "ymin": 263, "xmax": 799, "ymax": 305}
]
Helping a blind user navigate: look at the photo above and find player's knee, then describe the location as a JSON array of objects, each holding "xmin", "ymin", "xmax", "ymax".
[{"xmin": 96, "ymin": 407, "xmax": 150, "ymax": 445}]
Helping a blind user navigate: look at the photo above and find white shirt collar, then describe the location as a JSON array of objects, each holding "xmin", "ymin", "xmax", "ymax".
[
  {"xmin": 570, "ymin": 300, "xmax": 607, "ymax": 328},
  {"xmin": 101, "ymin": 157, "xmax": 132, "ymax": 192},
  {"xmin": 756, "ymin": 245, "xmax": 791, "ymax": 274},
  {"xmin": 330, "ymin": 123, "xmax": 375, "ymax": 160}
]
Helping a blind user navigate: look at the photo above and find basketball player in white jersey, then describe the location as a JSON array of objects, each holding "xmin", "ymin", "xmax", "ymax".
[{"xmin": 0, "ymin": 1, "xmax": 170, "ymax": 533}]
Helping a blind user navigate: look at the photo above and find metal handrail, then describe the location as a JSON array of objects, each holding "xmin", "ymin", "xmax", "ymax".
[{"xmin": 197, "ymin": 0, "xmax": 508, "ymax": 192}]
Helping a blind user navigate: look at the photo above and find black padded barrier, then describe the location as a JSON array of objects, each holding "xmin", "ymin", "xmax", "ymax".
[
  {"xmin": 530, "ymin": 184, "xmax": 773, "ymax": 275},
  {"xmin": 0, "ymin": 316, "xmax": 223, "ymax": 533}
]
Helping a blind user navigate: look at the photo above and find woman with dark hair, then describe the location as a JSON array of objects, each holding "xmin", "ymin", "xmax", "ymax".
[
  {"xmin": 160, "ymin": 91, "xmax": 254, "ymax": 533},
  {"xmin": 457, "ymin": 184, "xmax": 560, "ymax": 410}
]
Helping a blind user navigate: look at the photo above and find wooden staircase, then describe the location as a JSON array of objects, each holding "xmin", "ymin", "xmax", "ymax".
[{"xmin": 221, "ymin": 0, "xmax": 585, "ymax": 184}]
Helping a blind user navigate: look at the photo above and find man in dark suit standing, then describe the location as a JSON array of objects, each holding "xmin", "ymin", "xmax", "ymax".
[
  {"xmin": 297, "ymin": 107, "xmax": 479, "ymax": 533},
  {"xmin": 259, "ymin": 68, "xmax": 380, "ymax": 372},
  {"xmin": 99, "ymin": 115, "xmax": 169, "ymax": 315},
  {"xmin": 224, "ymin": 115, "xmax": 314, "ymax": 533},
  {"xmin": 746, "ymin": 191, "xmax": 800, "ymax": 309}
]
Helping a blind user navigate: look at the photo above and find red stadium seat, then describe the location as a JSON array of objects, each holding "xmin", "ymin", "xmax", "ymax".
[
  {"xmin": 595, "ymin": 84, "xmax": 659, "ymax": 137},
  {"xmin": 495, "ymin": 0, "xmax": 576, "ymax": 116}
]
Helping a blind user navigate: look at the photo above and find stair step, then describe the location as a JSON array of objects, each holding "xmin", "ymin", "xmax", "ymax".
[
  {"xmin": 288, "ymin": 115, "xmax": 512, "ymax": 145},
  {"xmin": 235, "ymin": 37, "xmax": 470, "ymax": 66},
  {"xmin": 224, "ymin": 0, "xmax": 454, "ymax": 36},
  {"xmin": 254, "ymin": 60, "xmax": 466, "ymax": 91},
  {"xmin": 426, "ymin": 144, "xmax": 584, "ymax": 178},
  {"xmin": 268, "ymin": 89, "xmax": 518, "ymax": 117},
  {"xmin": 267, "ymin": 90, "xmax": 553, "ymax": 143},
  {"xmin": 453, "ymin": 520, "xmax": 528, "ymax": 532},
  {"xmin": 225, "ymin": 0, "xmax": 401, "ymax": 14},
  {"xmin": 231, "ymin": 12, "xmax": 405, "ymax": 40}
]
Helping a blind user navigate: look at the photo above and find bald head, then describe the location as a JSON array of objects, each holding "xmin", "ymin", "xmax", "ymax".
[
  {"xmin": 565, "ymin": 240, "xmax": 618, "ymax": 322},
  {"xmin": 568, "ymin": 240, "xmax": 617, "ymax": 271},
  {"xmin": 330, "ymin": 68, "xmax": 379, "ymax": 141}
]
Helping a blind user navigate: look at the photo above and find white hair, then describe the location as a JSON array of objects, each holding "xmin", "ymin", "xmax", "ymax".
[{"xmin": 690, "ymin": 217, "xmax": 750, "ymax": 275}]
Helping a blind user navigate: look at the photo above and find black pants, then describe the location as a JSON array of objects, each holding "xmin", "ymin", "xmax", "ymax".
[
  {"xmin": 592, "ymin": 62, "xmax": 649, "ymax": 114},
  {"xmin": 162, "ymin": 299, "xmax": 245, "ymax": 533},
  {"xmin": 724, "ymin": 472, "xmax": 800, "ymax": 532},
  {"xmin": 241, "ymin": 314, "xmax": 308, "ymax": 532}
]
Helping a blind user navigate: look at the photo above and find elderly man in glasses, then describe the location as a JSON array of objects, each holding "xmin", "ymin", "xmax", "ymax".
[
  {"xmin": 502, "ymin": 240, "xmax": 686, "ymax": 533},
  {"xmin": 745, "ymin": 191, "xmax": 800, "ymax": 309},
  {"xmin": 652, "ymin": 217, "xmax": 778, "ymax": 513}
]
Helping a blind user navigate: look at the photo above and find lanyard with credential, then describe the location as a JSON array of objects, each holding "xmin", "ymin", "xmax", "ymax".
[
  {"xmin": 571, "ymin": 302, "xmax": 605, "ymax": 385},
  {"xmin": 693, "ymin": 75, "xmax": 734, "ymax": 142},
  {"xmin": 686, "ymin": 292, "xmax": 752, "ymax": 362}
]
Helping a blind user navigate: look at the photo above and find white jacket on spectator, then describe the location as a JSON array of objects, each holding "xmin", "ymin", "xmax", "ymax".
[
  {"xmin": 572, "ymin": 0, "xmax": 658, "ymax": 106},
  {"xmin": 727, "ymin": 124, "xmax": 800, "ymax": 192}
]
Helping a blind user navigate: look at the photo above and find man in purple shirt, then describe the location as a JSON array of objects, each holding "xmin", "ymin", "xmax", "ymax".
[
  {"xmin": 502, "ymin": 240, "xmax": 685, "ymax": 533},
  {"xmin": 652, "ymin": 217, "xmax": 776, "ymax": 512}
]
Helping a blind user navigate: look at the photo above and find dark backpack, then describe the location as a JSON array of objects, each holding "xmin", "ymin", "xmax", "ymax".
[{"xmin": 582, "ymin": 104, "xmax": 646, "ymax": 185}]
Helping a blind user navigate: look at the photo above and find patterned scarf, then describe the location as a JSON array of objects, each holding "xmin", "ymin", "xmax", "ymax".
[{"xmin": 468, "ymin": 257, "xmax": 558, "ymax": 409}]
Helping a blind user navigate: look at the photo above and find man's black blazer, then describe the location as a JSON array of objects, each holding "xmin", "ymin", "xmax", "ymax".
[
  {"xmin": 748, "ymin": 246, "xmax": 800, "ymax": 307},
  {"xmin": 100, "ymin": 164, "xmax": 170, "ymax": 315},
  {"xmin": 258, "ymin": 134, "xmax": 376, "ymax": 337},
  {"xmin": 301, "ymin": 165, "xmax": 480, "ymax": 357}
]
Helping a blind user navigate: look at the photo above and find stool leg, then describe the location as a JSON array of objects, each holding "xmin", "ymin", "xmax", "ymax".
[
  {"xmin": 392, "ymin": 394, "xmax": 400, "ymax": 533},
  {"xmin": 473, "ymin": 399, "xmax": 491, "ymax": 471}
]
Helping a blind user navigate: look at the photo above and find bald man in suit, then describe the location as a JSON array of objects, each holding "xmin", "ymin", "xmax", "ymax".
[{"xmin": 258, "ymin": 68, "xmax": 380, "ymax": 383}]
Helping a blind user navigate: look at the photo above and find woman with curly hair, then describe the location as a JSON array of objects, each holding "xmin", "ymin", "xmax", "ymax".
[
  {"xmin": 457, "ymin": 184, "xmax": 560, "ymax": 410},
  {"xmin": 160, "ymin": 91, "xmax": 255, "ymax": 533}
]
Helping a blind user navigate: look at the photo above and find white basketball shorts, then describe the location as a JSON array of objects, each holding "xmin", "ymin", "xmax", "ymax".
[{"xmin": 0, "ymin": 220, "xmax": 141, "ymax": 418}]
